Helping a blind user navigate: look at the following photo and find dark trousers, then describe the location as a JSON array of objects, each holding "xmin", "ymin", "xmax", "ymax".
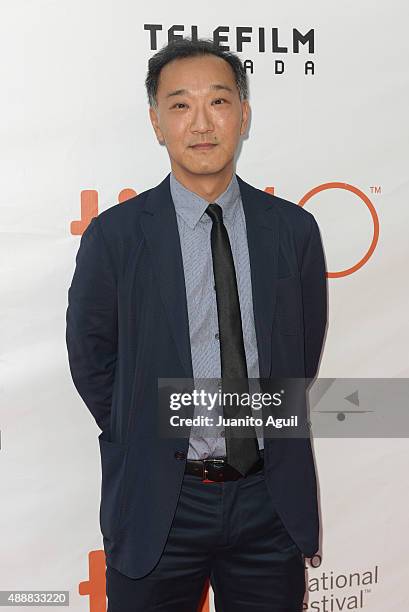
[{"xmin": 106, "ymin": 465, "xmax": 305, "ymax": 611}]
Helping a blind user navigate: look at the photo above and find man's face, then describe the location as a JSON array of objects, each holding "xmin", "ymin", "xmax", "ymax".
[{"xmin": 149, "ymin": 54, "xmax": 250, "ymax": 178}]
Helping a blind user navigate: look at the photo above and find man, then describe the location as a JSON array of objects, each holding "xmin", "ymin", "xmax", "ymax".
[{"xmin": 66, "ymin": 37, "xmax": 327, "ymax": 611}]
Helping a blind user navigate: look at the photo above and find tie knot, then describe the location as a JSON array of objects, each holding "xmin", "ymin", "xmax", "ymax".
[{"xmin": 205, "ymin": 203, "xmax": 223, "ymax": 224}]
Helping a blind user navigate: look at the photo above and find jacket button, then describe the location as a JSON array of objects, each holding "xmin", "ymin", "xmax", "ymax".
[{"xmin": 174, "ymin": 450, "xmax": 186, "ymax": 460}]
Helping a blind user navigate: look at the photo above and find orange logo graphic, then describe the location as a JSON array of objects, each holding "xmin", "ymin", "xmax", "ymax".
[{"xmin": 299, "ymin": 182, "xmax": 379, "ymax": 278}]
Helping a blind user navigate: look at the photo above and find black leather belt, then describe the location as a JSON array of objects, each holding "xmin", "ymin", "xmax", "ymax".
[{"xmin": 184, "ymin": 449, "xmax": 264, "ymax": 482}]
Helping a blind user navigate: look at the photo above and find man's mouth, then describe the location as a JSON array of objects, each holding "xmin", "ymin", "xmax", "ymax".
[{"xmin": 190, "ymin": 143, "xmax": 218, "ymax": 150}]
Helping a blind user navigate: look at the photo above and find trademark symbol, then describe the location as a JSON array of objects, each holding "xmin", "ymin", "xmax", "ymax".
[{"xmin": 370, "ymin": 186, "xmax": 382, "ymax": 194}]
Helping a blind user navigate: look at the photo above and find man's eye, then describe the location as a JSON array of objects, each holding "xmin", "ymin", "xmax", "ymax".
[{"xmin": 171, "ymin": 99, "xmax": 227, "ymax": 110}]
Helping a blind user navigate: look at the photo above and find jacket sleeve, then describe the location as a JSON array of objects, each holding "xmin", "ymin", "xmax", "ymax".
[
  {"xmin": 301, "ymin": 214, "xmax": 328, "ymax": 381},
  {"xmin": 65, "ymin": 216, "xmax": 118, "ymax": 433}
]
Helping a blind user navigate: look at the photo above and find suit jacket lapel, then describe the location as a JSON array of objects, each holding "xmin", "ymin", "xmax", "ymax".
[
  {"xmin": 139, "ymin": 172, "xmax": 279, "ymax": 380},
  {"xmin": 236, "ymin": 174, "xmax": 279, "ymax": 378},
  {"xmin": 140, "ymin": 174, "xmax": 194, "ymax": 380}
]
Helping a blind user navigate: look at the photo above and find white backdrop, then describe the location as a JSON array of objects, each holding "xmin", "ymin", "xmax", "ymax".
[{"xmin": 1, "ymin": 1, "xmax": 408, "ymax": 610}]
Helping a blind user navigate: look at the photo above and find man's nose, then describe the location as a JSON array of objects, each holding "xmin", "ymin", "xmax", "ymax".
[{"xmin": 190, "ymin": 104, "xmax": 214, "ymax": 133}]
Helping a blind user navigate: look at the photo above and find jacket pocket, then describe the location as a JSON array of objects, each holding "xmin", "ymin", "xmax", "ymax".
[{"xmin": 98, "ymin": 430, "xmax": 129, "ymax": 540}]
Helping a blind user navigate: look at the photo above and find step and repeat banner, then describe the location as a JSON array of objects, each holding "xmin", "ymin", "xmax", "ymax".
[{"xmin": 1, "ymin": 1, "xmax": 408, "ymax": 610}]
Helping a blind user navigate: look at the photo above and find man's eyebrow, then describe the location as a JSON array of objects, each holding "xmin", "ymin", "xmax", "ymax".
[{"xmin": 165, "ymin": 84, "xmax": 234, "ymax": 98}]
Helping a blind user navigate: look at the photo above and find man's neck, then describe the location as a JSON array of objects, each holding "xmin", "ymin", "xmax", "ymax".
[{"xmin": 170, "ymin": 166, "xmax": 235, "ymax": 203}]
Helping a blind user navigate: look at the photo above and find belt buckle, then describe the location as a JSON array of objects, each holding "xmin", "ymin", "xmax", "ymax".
[{"xmin": 202, "ymin": 458, "xmax": 225, "ymax": 483}]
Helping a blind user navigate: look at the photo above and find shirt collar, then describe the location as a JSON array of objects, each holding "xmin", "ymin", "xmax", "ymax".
[{"xmin": 169, "ymin": 170, "xmax": 241, "ymax": 229}]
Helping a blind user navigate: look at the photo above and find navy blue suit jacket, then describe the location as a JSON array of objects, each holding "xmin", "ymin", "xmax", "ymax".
[{"xmin": 66, "ymin": 172, "xmax": 327, "ymax": 578}]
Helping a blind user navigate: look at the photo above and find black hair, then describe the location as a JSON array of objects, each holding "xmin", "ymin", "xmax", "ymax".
[{"xmin": 145, "ymin": 37, "xmax": 248, "ymax": 108}]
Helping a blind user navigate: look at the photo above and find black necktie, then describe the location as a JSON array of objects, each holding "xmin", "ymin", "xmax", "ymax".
[{"xmin": 205, "ymin": 202, "xmax": 260, "ymax": 475}]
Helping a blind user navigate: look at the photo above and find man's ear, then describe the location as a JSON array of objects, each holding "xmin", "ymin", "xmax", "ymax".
[
  {"xmin": 239, "ymin": 99, "xmax": 250, "ymax": 136},
  {"xmin": 149, "ymin": 106, "xmax": 165, "ymax": 145}
]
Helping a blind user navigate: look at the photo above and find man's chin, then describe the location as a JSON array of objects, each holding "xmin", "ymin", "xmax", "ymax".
[{"xmin": 175, "ymin": 161, "xmax": 232, "ymax": 178}]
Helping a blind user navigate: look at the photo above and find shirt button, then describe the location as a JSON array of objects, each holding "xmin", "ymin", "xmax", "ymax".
[
  {"xmin": 215, "ymin": 332, "xmax": 219, "ymax": 340},
  {"xmin": 220, "ymin": 430, "xmax": 225, "ymax": 437},
  {"xmin": 202, "ymin": 452, "xmax": 209, "ymax": 459}
]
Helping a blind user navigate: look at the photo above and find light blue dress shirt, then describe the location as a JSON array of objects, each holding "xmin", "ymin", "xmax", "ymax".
[{"xmin": 169, "ymin": 170, "xmax": 264, "ymax": 459}]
